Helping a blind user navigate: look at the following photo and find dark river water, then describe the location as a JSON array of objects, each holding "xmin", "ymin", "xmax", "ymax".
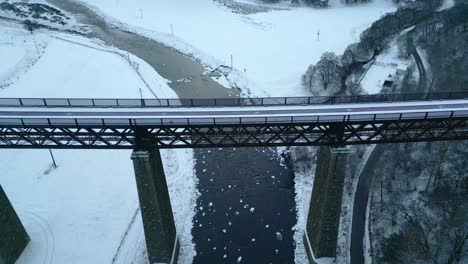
[
  {"xmin": 45, "ymin": 1, "xmax": 298, "ymax": 262},
  {"xmin": 193, "ymin": 147, "xmax": 295, "ymax": 264}
]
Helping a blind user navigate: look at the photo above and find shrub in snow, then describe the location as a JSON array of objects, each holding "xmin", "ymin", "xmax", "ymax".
[{"xmin": 23, "ymin": 19, "xmax": 40, "ymax": 33}]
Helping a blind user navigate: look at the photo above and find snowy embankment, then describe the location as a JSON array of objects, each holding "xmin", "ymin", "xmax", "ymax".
[
  {"xmin": 0, "ymin": 23, "xmax": 197, "ymax": 264},
  {"xmin": 60, "ymin": 0, "xmax": 396, "ymax": 263},
  {"xmin": 0, "ymin": 0, "xmax": 88, "ymax": 33}
]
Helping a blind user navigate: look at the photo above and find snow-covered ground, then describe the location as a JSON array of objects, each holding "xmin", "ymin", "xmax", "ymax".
[
  {"xmin": 0, "ymin": 45, "xmax": 24, "ymax": 75},
  {"xmin": 0, "ymin": 26, "xmax": 46, "ymax": 89},
  {"xmin": 438, "ymin": 0, "xmax": 455, "ymax": 11},
  {"xmin": 360, "ymin": 40, "xmax": 410, "ymax": 94},
  {"xmin": 0, "ymin": 23, "xmax": 197, "ymax": 264},
  {"xmin": 289, "ymin": 146, "xmax": 316, "ymax": 263},
  {"xmin": 70, "ymin": 0, "xmax": 396, "ymax": 97}
]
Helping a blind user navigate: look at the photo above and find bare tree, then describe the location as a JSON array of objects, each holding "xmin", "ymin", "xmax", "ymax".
[
  {"xmin": 425, "ymin": 142, "xmax": 449, "ymax": 191},
  {"xmin": 402, "ymin": 203, "xmax": 442, "ymax": 264},
  {"xmin": 302, "ymin": 52, "xmax": 343, "ymax": 95},
  {"xmin": 316, "ymin": 52, "xmax": 341, "ymax": 90},
  {"xmin": 447, "ymin": 226, "xmax": 468, "ymax": 264}
]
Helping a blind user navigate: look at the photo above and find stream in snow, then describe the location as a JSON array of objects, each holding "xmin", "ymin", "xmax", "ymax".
[
  {"xmin": 45, "ymin": 0, "xmax": 297, "ymax": 262},
  {"xmin": 47, "ymin": 0, "xmax": 234, "ymax": 99}
]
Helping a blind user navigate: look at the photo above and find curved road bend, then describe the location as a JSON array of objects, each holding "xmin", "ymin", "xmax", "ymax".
[
  {"xmin": 351, "ymin": 38, "xmax": 427, "ymax": 264},
  {"xmin": 408, "ymin": 40, "xmax": 427, "ymax": 92},
  {"xmin": 350, "ymin": 145, "xmax": 385, "ymax": 264}
]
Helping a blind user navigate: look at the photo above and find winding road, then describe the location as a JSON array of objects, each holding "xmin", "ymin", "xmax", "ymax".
[{"xmin": 350, "ymin": 145, "xmax": 384, "ymax": 264}]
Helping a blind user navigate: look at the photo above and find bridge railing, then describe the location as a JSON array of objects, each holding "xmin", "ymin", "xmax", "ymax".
[
  {"xmin": 0, "ymin": 110, "xmax": 467, "ymax": 128},
  {"xmin": 0, "ymin": 91, "xmax": 466, "ymax": 108}
]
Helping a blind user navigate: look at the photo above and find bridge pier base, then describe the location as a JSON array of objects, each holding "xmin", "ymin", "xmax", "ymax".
[
  {"xmin": 0, "ymin": 185, "xmax": 30, "ymax": 264},
  {"xmin": 304, "ymin": 146, "xmax": 350, "ymax": 261},
  {"xmin": 131, "ymin": 147, "xmax": 179, "ymax": 264}
]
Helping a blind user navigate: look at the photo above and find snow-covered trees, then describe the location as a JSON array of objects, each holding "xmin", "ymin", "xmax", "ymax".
[
  {"xmin": 370, "ymin": 141, "xmax": 468, "ymax": 264},
  {"xmin": 302, "ymin": 52, "xmax": 343, "ymax": 95},
  {"xmin": 304, "ymin": 0, "xmax": 328, "ymax": 7},
  {"xmin": 315, "ymin": 52, "xmax": 342, "ymax": 91},
  {"xmin": 293, "ymin": 0, "xmax": 372, "ymax": 7}
]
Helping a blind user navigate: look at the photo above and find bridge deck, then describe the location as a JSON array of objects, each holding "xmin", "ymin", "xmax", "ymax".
[
  {"xmin": 0, "ymin": 94, "xmax": 466, "ymax": 149},
  {"xmin": 0, "ymin": 100, "xmax": 467, "ymax": 125}
]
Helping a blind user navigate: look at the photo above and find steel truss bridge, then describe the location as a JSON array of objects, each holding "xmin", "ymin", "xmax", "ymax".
[{"xmin": 0, "ymin": 92, "xmax": 467, "ymax": 149}]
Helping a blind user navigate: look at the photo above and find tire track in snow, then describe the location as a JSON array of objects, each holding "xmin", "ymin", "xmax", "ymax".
[
  {"xmin": 112, "ymin": 207, "xmax": 142, "ymax": 264},
  {"xmin": 17, "ymin": 209, "xmax": 56, "ymax": 264}
]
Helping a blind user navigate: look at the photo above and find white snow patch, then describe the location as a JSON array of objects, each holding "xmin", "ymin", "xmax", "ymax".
[
  {"xmin": 0, "ymin": 45, "xmax": 25, "ymax": 76},
  {"xmin": 361, "ymin": 40, "xmax": 410, "ymax": 94},
  {"xmin": 364, "ymin": 194, "xmax": 372, "ymax": 264},
  {"xmin": 438, "ymin": 0, "xmax": 455, "ymax": 11},
  {"xmin": 276, "ymin": 232, "xmax": 283, "ymax": 241},
  {"xmin": 291, "ymin": 151, "xmax": 315, "ymax": 263}
]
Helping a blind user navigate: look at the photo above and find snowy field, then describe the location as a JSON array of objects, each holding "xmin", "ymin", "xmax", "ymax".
[
  {"xmin": 72, "ymin": 0, "xmax": 396, "ymax": 97},
  {"xmin": 0, "ymin": 46, "xmax": 24, "ymax": 76},
  {"xmin": 0, "ymin": 23, "xmax": 197, "ymax": 264}
]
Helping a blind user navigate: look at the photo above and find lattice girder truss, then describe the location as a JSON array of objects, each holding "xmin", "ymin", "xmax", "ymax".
[{"xmin": 0, "ymin": 117, "xmax": 466, "ymax": 149}]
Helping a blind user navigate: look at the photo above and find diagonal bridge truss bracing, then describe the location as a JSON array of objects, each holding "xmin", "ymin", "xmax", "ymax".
[{"xmin": 0, "ymin": 112, "xmax": 467, "ymax": 149}]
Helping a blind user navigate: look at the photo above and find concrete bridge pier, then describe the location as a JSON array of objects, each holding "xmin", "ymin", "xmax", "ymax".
[
  {"xmin": 304, "ymin": 146, "xmax": 350, "ymax": 262},
  {"xmin": 0, "ymin": 185, "xmax": 30, "ymax": 264},
  {"xmin": 131, "ymin": 129, "xmax": 179, "ymax": 264}
]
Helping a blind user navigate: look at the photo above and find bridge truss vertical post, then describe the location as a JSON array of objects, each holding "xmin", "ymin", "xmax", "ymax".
[
  {"xmin": 0, "ymin": 185, "xmax": 30, "ymax": 264},
  {"xmin": 304, "ymin": 146, "xmax": 350, "ymax": 261},
  {"xmin": 131, "ymin": 128, "xmax": 179, "ymax": 264}
]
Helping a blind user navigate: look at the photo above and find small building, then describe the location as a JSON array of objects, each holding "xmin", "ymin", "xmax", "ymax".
[
  {"xmin": 382, "ymin": 68, "xmax": 407, "ymax": 90},
  {"xmin": 383, "ymin": 80, "xmax": 394, "ymax": 88}
]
